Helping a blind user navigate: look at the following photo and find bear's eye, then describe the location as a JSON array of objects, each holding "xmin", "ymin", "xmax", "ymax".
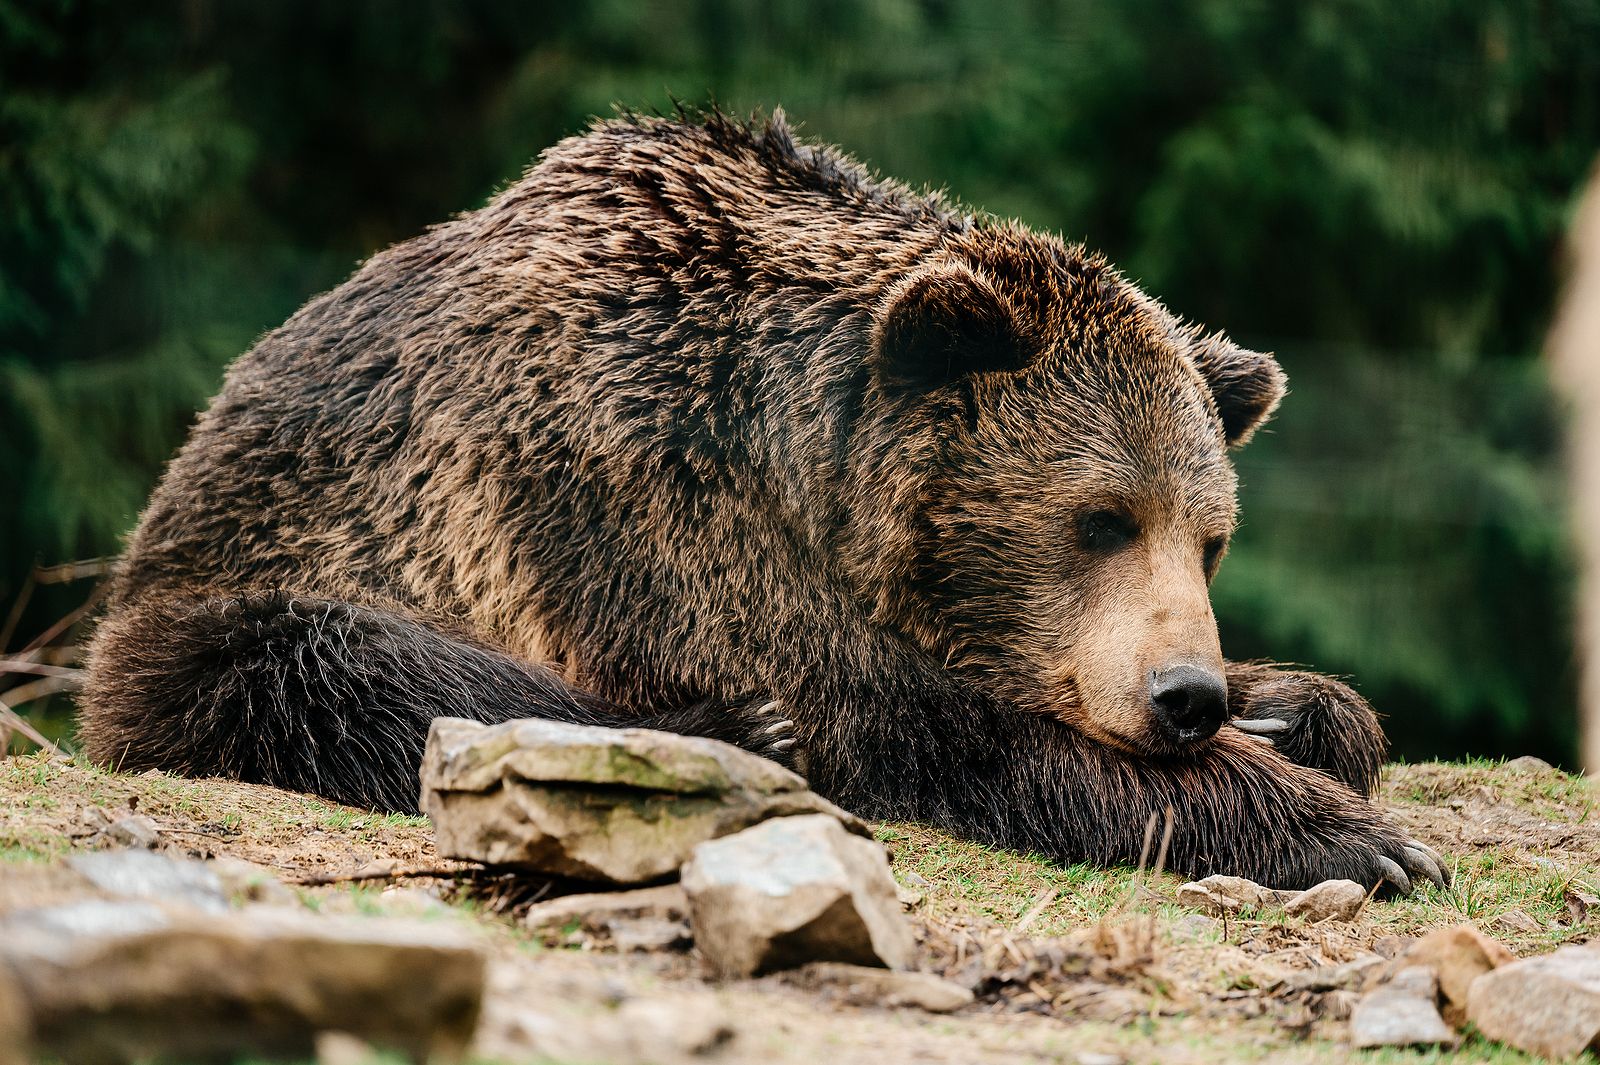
[
  {"xmin": 1203, "ymin": 536, "xmax": 1228, "ymax": 578},
  {"xmin": 1076, "ymin": 510, "xmax": 1138, "ymax": 554}
]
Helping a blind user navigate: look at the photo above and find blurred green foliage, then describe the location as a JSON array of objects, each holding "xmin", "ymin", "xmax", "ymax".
[{"xmin": 3, "ymin": 0, "xmax": 1598, "ymax": 761}]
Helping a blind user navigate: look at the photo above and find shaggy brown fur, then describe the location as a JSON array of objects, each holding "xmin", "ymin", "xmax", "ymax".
[{"xmin": 81, "ymin": 111, "xmax": 1443, "ymax": 891}]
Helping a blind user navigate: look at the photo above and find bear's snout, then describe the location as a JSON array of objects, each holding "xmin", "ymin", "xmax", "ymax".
[{"xmin": 1149, "ymin": 663, "xmax": 1228, "ymax": 745}]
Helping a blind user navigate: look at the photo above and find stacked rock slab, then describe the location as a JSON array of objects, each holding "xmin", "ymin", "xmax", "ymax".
[{"xmin": 421, "ymin": 717, "xmax": 868, "ymax": 883}]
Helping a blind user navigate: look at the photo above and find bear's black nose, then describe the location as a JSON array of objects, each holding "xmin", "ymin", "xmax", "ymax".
[{"xmin": 1149, "ymin": 664, "xmax": 1228, "ymax": 743}]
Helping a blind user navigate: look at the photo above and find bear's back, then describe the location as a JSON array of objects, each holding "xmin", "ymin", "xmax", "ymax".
[{"xmin": 109, "ymin": 114, "xmax": 964, "ymax": 650}]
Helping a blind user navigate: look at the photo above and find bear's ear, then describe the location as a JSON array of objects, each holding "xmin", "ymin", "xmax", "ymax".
[
  {"xmin": 870, "ymin": 263, "xmax": 1034, "ymax": 391},
  {"xmin": 1189, "ymin": 333, "xmax": 1287, "ymax": 447}
]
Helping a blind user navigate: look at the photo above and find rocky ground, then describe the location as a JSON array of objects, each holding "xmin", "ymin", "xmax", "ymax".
[{"xmin": 3, "ymin": 748, "xmax": 1599, "ymax": 1064}]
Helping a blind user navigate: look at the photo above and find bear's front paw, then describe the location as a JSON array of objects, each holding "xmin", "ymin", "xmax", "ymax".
[{"xmin": 1228, "ymin": 668, "xmax": 1385, "ymax": 795}]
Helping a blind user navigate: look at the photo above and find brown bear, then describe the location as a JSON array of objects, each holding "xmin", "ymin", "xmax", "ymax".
[{"xmin": 80, "ymin": 110, "xmax": 1445, "ymax": 892}]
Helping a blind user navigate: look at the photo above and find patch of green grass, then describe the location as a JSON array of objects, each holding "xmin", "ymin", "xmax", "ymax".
[
  {"xmin": 341, "ymin": 884, "xmax": 388, "ymax": 916},
  {"xmin": 878, "ymin": 822, "xmax": 1151, "ymax": 934},
  {"xmin": 316, "ymin": 806, "xmax": 430, "ymax": 833},
  {"xmin": 1354, "ymin": 1028, "xmax": 1585, "ymax": 1064},
  {"xmin": 1388, "ymin": 758, "xmax": 1597, "ymax": 824},
  {"xmin": 0, "ymin": 842, "xmax": 54, "ymax": 863}
]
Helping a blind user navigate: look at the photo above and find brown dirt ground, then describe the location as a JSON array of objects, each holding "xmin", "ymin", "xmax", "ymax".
[{"xmin": 2, "ymin": 753, "xmax": 1594, "ymax": 1064}]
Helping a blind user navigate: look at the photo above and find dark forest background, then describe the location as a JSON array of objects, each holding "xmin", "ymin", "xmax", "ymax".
[{"xmin": 3, "ymin": 0, "xmax": 1599, "ymax": 764}]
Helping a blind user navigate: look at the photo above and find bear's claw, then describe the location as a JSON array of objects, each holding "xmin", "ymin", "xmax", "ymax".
[
  {"xmin": 1365, "ymin": 837, "xmax": 1449, "ymax": 896},
  {"xmin": 743, "ymin": 698, "xmax": 802, "ymax": 767},
  {"xmin": 1376, "ymin": 855, "xmax": 1411, "ymax": 894},
  {"xmin": 1232, "ymin": 717, "xmax": 1290, "ymax": 736},
  {"xmin": 1402, "ymin": 842, "xmax": 1449, "ymax": 890}
]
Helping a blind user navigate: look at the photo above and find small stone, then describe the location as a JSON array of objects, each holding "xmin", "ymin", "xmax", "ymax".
[
  {"xmin": 1400, "ymin": 925, "xmax": 1515, "ymax": 1027},
  {"xmin": 524, "ymin": 883, "xmax": 690, "ymax": 952},
  {"xmin": 1175, "ymin": 875, "xmax": 1293, "ymax": 914},
  {"xmin": 351, "ymin": 858, "xmax": 400, "ymax": 880},
  {"xmin": 789, "ymin": 963, "xmax": 974, "ymax": 1012},
  {"xmin": 681, "ymin": 814, "xmax": 915, "ymax": 978},
  {"xmin": 1495, "ymin": 908, "xmax": 1542, "ymax": 934},
  {"xmin": 0, "ymin": 900, "xmax": 486, "ymax": 1063},
  {"xmin": 1467, "ymin": 943, "xmax": 1600, "ymax": 1058},
  {"xmin": 104, "ymin": 814, "xmax": 161, "ymax": 850},
  {"xmin": 1288, "ymin": 954, "xmax": 1384, "ymax": 993},
  {"xmin": 66, "ymin": 850, "xmax": 228, "ymax": 913},
  {"xmin": 1173, "ymin": 913, "xmax": 1219, "ymax": 940},
  {"xmin": 902, "ymin": 870, "xmax": 933, "ymax": 890},
  {"xmin": 1349, "ymin": 967, "xmax": 1458, "ymax": 1048},
  {"xmin": 1568, "ymin": 888, "xmax": 1600, "ymax": 924},
  {"xmin": 611, "ymin": 918, "xmax": 692, "ymax": 953},
  {"xmin": 1504, "ymin": 755, "xmax": 1555, "ymax": 774},
  {"xmin": 1284, "ymin": 879, "xmax": 1367, "ymax": 922},
  {"xmin": 421, "ymin": 717, "xmax": 866, "ymax": 883},
  {"xmin": 1075, "ymin": 1053, "xmax": 1125, "ymax": 1065}
]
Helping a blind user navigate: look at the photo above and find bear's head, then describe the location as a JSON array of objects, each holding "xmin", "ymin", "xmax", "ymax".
[{"xmin": 854, "ymin": 235, "xmax": 1285, "ymax": 756}]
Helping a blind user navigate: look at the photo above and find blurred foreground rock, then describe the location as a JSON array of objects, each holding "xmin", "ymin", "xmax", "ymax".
[
  {"xmin": 1348, "ymin": 965, "xmax": 1457, "ymax": 1048},
  {"xmin": 478, "ymin": 965, "xmax": 734, "ymax": 1064},
  {"xmin": 1468, "ymin": 944, "xmax": 1600, "ymax": 1058},
  {"xmin": 681, "ymin": 814, "xmax": 914, "ymax": 977},
  {"xmin": 1400, "ymin": 925, "xmax": 1515, "ymax": 1027},
  {"xmin": 422, "ymin": 717, "xmax": 865, "ymax": 883},
  {"xmin": 0, "ymin": 969, "xmax": 29, "ymax": 1065},
  {"xmin": 0, "ymin": 899, "xmax": 485, "ymax": 1064},
  {"xmin": 66, "ymin": 849, "xmax": 229, "ymax": 914}
]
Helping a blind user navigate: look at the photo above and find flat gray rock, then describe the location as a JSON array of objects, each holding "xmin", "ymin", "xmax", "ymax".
[
  {"xmin": 681, "ymin": 814, "xmax": 914, "ymax": 978},
  {"xmin": 421, "ymin": 717, "xmax": 865, "ymax": 883},
  {"xmin": 0, "ymin": 900, "xmax": 485, "ymax": 1065},
  {"xmin": 1468, "ymin": 944, "xmax": 1600, "ymax": 1058}
]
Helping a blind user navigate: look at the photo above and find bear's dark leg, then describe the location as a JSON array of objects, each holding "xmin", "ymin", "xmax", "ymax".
[
  {"xmin": 80, "ymin": 592, "xmax": 794, "ymax": 812},
  {"xmin": 1223, "ymin": 661, "xmax": 1386, "ymax": 796},
  {"xmin": 769, "ymin": 642, "xmax": 1444, "ymax": 893}
]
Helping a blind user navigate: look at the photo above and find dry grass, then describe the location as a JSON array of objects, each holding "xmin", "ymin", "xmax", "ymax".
[{"xmin": 4, "ymin": 751, "xmax": 1599, "ymax": 1063}]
